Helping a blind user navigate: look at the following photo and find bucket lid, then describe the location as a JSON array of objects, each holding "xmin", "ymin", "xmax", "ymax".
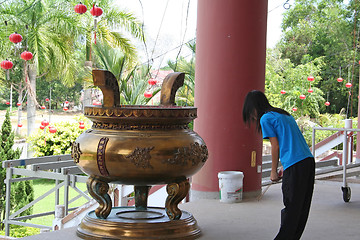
[{"xmin": 218, "ymin": 171, "xmax": 244, "ymax": 178}]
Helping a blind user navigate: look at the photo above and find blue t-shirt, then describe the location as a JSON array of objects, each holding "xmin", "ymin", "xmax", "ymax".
[{"xmin": 260, "ymin": 111, "xmax": 313, "ymax": 170}]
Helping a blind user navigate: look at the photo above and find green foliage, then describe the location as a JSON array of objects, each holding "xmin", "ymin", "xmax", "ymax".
[
  {"xmin": 297, "ymin": 112, "xmax": 354, "ymax": 147},
  {"xmin": 93, "ymin": 42, "xmax": 160, "ymax": 105},
  {"xmin": 167, "ymin": 40, "xmax": 196, "ymax": 106},
  {"xmin": 265, "ymin": 49, "xmax": 325, "ymax": 118},
  {"xmin": 27, "ymin": 119, "xmax": 90, "ymax": 157},
  {"xmin": 277, "ymin": 0, "xmax": 359, "ymax": 116},
  {"xmin": 0, "ymin": 225, "xmax": 40, "ymax": 238},
  {"xmin": 0, "ymin": 110, "xmax": 33, "ymax": 230}
]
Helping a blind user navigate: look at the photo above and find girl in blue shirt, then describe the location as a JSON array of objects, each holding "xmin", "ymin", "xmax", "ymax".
[{"xmin": 243, "ymin": 90, "xmax": 315, "ymax": 240}]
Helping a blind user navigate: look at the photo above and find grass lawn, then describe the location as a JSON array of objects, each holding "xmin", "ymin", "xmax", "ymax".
[
  {"xmin": 29, "ymin": 178, "xmax": 88, "ymax": 227},
  {"xmin": 0, "ymin": 178, "xmax": 88, "ymax": 237}
]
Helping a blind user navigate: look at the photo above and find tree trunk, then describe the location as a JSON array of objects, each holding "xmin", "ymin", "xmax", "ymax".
[{"xmin": 27, "ymin": 63, "xmax": 37, "ymax": 158}]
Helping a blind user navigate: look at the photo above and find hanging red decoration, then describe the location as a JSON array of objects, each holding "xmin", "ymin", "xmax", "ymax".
[
  {"xmin": 325, "ymin": 101, "xmax": 330, "ymax": 106},
  {"xmin": 79, "ymin": 124, "xmax": 85, "ymax": 129},
  {"xmin": 307, "ymin": 88, "xmax": 313, "ymax": 93},
  {"xmin": 18, "ymin": 123, "xmax": 23, "ymax": 128},
  {"xmin": 299, "ymin": 94, "xmax": 306, "ymax": 100},
  {"xmin": 292, "ymin": 107, "xmax": 298, "ymax": 111},
  {"xmin": 1, "ymin": 60, "xmax": 13, "ymax": 70},
  {"xmin": 9, "ymin": 32, "xmax": 22, "ymax": 43},
  {"xmin": 41, "ymin": 120, "xmax": 49, "ymax": 127},
  {"xmin": 79, "ymin": 121, "xmax": 84, "ymax": 125},
  {"xmin": 307, "ymin": 76, "xmax": 314, "ymax": 82},
  {"xmin": 144, "ymin": 91, "xmax": 153, "ymax": 98},
  {"xmin": 65, "ymin": 100, "xmax": 69, "ymax": 104},
  {"xmin": 148, "ymin": 78, "xmax": 157, "ymax": 86},
  {"xmin": 40, "ymin": 125, "xmax": 45, "ymax": 130},
  {"xmin": 63, "ymin": 107, "xmax": 68, "ymax": 111},
  {"xmin": 345, "ymin": 82, "xmax": 352, "ymax": 88},
  {"xmin": 337, "ymin": 77, "xmax": 343, "ymax": 82},
  {"xmin": 45, "ymin": 98, "xmax": 50, "ymax": 102},
  {"xmin": 20, "ymin": 51, "xmax": 33, "ymax": 61},
  {"xmin": 74, "ymin": 2, "xmax": 87, "ymax": 14},
  {"xmin": 90, "ymin": 5, "xmax": 103, "ymax": 17},
  {"xmin": 92, "ymin": 100, "xmax": 102, "ymax": 105},
  {"xmin": 49, "ymin": 126, "xmax": 57, "ymax": 134},
  {"xmin": 6, "ymin": 102, "xmax": 10, "ymax": 105},
  {"xmin": 41, "ymin": 105, "xmax": 46, "ymax": 109},
  {"xmin": 280, "ymin": 90, "xmax": 286, "ymax": 94},
  {"xmin": 90, "ymin": 5, "xmax": 103, "ymax": 44},
  {"xmin": 16, "ymin": 102, "xmax": 21, "ymax": 106}
]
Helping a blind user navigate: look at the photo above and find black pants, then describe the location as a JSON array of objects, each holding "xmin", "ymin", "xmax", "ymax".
[{"xmin": 274, "ymin": 157, "xmax": 315, "ymax": 240}]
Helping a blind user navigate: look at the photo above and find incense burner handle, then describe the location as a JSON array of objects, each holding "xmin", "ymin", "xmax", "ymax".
[
  {"xmin": 92, "ymin": 69, "xmax": 120, "ymax": 107},
  {"xmin": 160, "ymin": 72, "xmax": 185, "ymax": 106}
]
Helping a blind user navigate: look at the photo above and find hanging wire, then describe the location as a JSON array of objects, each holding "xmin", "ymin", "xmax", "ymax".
[
  {"xmin": 149, "ymin": 0, "xmax": 169, "ymax": 62},
  {"xmin": 137, "ymin": 0, "xmax": 151, "ymax": 77},
  {"xmin": 174, "ymin": 0, "xmax": 191, "ymax": 71}
]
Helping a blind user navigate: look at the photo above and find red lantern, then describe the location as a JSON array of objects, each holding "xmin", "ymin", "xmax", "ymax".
[
  {"xmin": 18, "ymin": 123, "xmax": 23, "ymax": 128},
  {"xmin": 346, "ymin": 82, "xmax": 352, "ymax": 88},
  {"xmin": 1, "ymin": 60, "xmax": 13, "ymax": 70},
  {"xmin": 299, "ymin": 94, "xmax": 306, "ymax": 100},
  {"xmin": 16, "ymin": 102, "xmax": 21, "ymax": 106},
  {"xmin": 144, "ymin": 91, "xmax": 152, "ymax": 98},
  {"xmin": 20, "ymin": 51, "xmax": 33, "ymax": 61},
  {"xmin": 337, "ymin": 77, "xmax": 343, "ymax": 82},
  {"xmin": 79, "ymin": 121, "xmax": 84, "ymax": 125},
  {"xmin": 6, "ymin": 102, "xmax": 10, "ymax": 105},
  {"xmin": 63, "ymin": 107, "xmax": 68, "ymax": 111},
  {"xmin": 41, "ymin": 105, "xmax": 46, "ymax": 109},
  {"xmin": 148, "ymin": 78, "xmax": 157, "ymax": 86},
  {"xmin": 79, "ymin": 124, "xmax": 85, "ymax": 129},
  {"xmin": 292, "ymin": 107, "xmax": 298, "ymax": 111},
  {"xmin": 9, "ymin": 32, "xmax": 22, "ymax": 43},
  {"xmin": 90, "ymin": 5, "xmax": 103, "ymax": 17},
  {"xmin": 280, "ymin": 90, "xmax": 286, "ymax": 94},
  {"xmin": 41, "ymin": 120, "xmax": 49, "ymax": 127},
  {"xmin": 74, "ymin": 2, "xmax": 87, "ymax": 14},
  {"xmin": 92, "ymin": 100, "xmax": 102, "ymax": 105},
  {"xmin": 307, "ymin": 88, "xmax": 313, "ymax": 93},
  {"xmin": 49, "ymin": 126, "xmax": 57, "ymax": 133},
  {"xmin": 307, "ymin": 76, "xmax": 314, "ymax": 82},
  {"xmin": 45, "ymin": 98, "xmax": 49, "ymax": 102},
  {"xmin": 325, "ymin": 101, "xmax": 330, "ymax": 106},
  {"xmin": 40, "ymin": 125, "xmax": 45, "ymax": 130}
]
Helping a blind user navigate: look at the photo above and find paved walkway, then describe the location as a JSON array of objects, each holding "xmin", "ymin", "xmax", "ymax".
[{"xmin": 20, "ymin": 180, "xmax": 360, "ymax": 239}]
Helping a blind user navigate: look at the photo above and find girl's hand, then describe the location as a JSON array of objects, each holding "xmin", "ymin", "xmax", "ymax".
[{"xmin": 270, "ymin": 170, "xmax": 282, "ymax": 182}]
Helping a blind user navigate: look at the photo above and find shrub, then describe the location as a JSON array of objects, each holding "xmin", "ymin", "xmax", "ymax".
[{"xmin": 27, "ymin": 117, "xmax": 90, "ymax": 157}]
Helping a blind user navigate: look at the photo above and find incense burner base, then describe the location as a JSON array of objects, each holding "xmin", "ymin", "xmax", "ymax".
[{"xmin": 77, "ymin": 207, "xmax": 201, "ymax": 239}]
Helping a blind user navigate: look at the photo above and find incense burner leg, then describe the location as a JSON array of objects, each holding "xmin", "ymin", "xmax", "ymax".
[
  {"xmin": 87, "ymin": 175, "xmax": 112, "ymax": 219},
  {"xmin": 165, "ymin": 179, "xmax": 190, "ymax": 220},
  {"xmin": 134, "ymin": 185, "xmax": 151, "ymax": 210}
]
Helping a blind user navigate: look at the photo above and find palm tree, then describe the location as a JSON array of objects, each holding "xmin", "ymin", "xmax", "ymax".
[
  {"xmin": 0, "ymin": 0, "xmax": 145, "ymax": 143},
  {"xmin": 167, "ymin": 41, "xmax": 196, "ymax": 106},
  {"xmin": 93, "ymin": 42, "xmax": 160, "ymax": 105}
]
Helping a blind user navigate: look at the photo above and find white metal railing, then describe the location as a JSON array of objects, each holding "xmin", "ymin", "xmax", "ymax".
[
  {"xmin": 2, "ymin": 154, "xmax": 89, "ymax": 236},
  {"xmin": 312, "ymin": 120, "xmax": 360, "ymax": 202}
]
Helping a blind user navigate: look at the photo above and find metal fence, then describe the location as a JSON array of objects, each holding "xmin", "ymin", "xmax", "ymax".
[{"xmin": 1, "ymin": 154, "xmax": 90, "ymax": 236}]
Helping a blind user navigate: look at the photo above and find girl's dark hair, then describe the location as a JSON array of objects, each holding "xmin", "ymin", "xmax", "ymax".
[{"xmin": 242, "ymin": 90, "xmax": 289, "ymax": 132}]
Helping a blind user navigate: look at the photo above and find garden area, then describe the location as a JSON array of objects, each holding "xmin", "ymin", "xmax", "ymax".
[{"xmin": 1, "ymin": 0, "xmax": 360, "ymax": 238}]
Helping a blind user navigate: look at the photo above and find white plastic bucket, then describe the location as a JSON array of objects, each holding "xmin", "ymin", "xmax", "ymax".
[{"xmin": 218, "ymin": 171, "xmax": 244, "ymax": 203}]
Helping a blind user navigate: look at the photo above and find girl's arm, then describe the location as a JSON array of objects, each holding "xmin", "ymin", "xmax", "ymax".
[{"xmin": 269, "ymin": 137, "xmax": 281, "ymax": 182}]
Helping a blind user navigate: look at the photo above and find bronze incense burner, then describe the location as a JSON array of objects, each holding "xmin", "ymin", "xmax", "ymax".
[{"xmin": 72, "ymin": 70, "xmax": 208, "ymax": 239}]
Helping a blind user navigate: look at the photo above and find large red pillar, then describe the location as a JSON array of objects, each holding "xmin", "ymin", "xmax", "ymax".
[{"xmin": 192, "ymin": 0, "xmax": 268, "ymax": 199}]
